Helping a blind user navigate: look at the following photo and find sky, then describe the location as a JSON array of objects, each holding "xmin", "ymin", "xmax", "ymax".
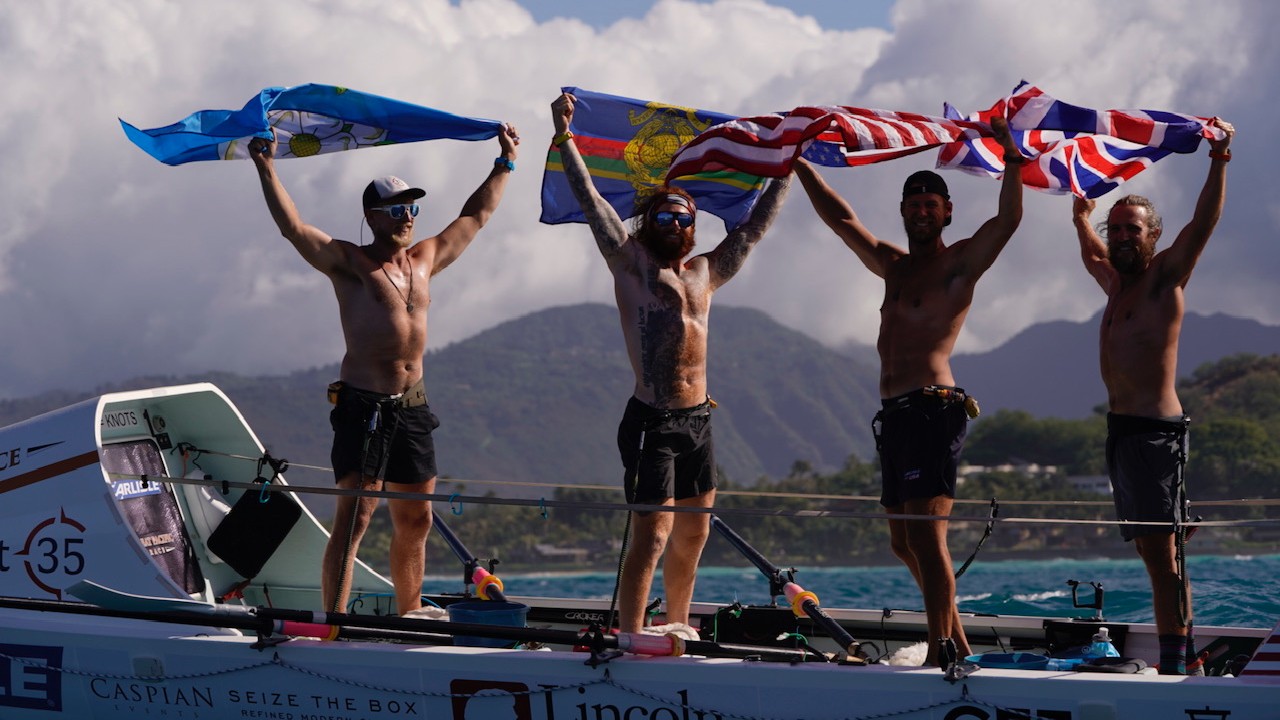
[{"xmin": 0, "ymin": 0, "xmax": 1274, "ymax": 399}]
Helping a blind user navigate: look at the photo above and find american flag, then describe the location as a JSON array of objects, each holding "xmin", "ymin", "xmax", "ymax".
[
  {"xmin": 939, "ymin": 82, "xmax": 1225, "ymax": 198},
  {"xmin": 665, "ymin": 105, "xmax": 993, "ymax": 180},
  {"xmin": 667, "ymin": 82, "xmax": 1225, "ymax": 199}
]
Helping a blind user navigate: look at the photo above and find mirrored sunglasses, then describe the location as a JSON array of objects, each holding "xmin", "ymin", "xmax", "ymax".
[
  {"xmin": 369, "ymin": 203, "xmax": 420, "ymax": 219},
  {"xmin": 654, "ymin": 211, "xmax": 694, "ymax": 228}
]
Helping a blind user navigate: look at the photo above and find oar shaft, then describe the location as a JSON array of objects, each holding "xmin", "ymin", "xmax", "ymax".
[
  {"xmin": 796, "ymin": 597, "xmax": 860, "ymax": 655},
  {"xmin": 432, "ymin": 511, "xmax": 474, "ymax": 564},
  {"xmin": 433, "ymin": 511, "xmax": 507, "ymax": 600},
  {"xmin": 710, "ymin": 515, "xmax": 781, "ymax": 580},
  {"xmin": 712, "ymin": 515, "xmax": 865, "ymax": 660}
]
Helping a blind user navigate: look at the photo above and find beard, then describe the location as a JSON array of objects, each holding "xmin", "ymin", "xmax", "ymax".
[
  {"xmin": 639, "ymin": 224, "xmax": 696, "ymax": 263},
  {"xmin": 1107, "ymin": 239, "xmax": 1154, "ymax": 274},
  {"xmin": 901, "ymin": 216, "xmax": 945, "ymax": 245}
]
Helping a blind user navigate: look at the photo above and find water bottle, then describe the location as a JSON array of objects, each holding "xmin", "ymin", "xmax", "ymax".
[{"xmin": 1087, "ymin": 627, "xmax": 1120, "ymax": 659}]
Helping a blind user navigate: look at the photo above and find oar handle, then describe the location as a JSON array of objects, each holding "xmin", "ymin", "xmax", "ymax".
[
  {"xmin": 784, "ymin": 582, "xmax": 863, "ymax": 659},
  {"xmin": 471, "ymin": 567, "xmax": 507, "ymax": 602}
]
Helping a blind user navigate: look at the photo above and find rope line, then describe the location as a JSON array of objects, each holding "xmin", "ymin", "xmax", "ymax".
[{"xmin": 104, "ymin": 470, "xmax": 1280, "ymax": 529}]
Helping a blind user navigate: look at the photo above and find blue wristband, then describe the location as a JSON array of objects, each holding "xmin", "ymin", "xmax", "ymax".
[{"xmin": 494, "ymin": 157, "xmax": 515, "ymax": 172}]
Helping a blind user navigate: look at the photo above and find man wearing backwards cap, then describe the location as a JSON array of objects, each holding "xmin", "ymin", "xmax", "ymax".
[
  {"xmin": 551, "ymin": 92, "xmax": 791, "ymax": 635},
  {"xmin": 794, "ymin": 117, "xmax": 1023, "ymax": 667},
  {"xmin": 248, "ymin": 123, "xmax": 519, "ymax": 616}
]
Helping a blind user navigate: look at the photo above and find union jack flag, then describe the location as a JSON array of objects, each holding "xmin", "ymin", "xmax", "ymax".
[{"xmin": 939, "ymin": 81, "xmax": 1225, "ymax": 198}]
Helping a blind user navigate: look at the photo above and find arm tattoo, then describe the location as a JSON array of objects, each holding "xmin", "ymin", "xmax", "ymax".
[
  {"xmin": 711, "ymin": 176, "xmax": 791, "ymax": 281},
  {"xmin": 561, "ymin": 144, "xmax": 629, "ymax": 257}
]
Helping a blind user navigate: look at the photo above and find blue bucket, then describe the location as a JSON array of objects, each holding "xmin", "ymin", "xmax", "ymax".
[{"xmin": 447, "ymin": 600, "xmax": 529, "ymax": 647}]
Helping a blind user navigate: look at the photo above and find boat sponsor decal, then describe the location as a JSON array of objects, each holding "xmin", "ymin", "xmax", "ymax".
[
  {"xmin": 451, "ymin": 679, "xmax": 727, "ymax": 720},
  {"xmin": 0, "ymin": 449, "xmax": 98, "ymax": 496},
  {"xmin": 2, "ymin": 508, "xmax": 86, "ymax": 600},
  {"xmin": 111, "ymin": 477, "xmax": 163, "ymax": 500},
  {"xmin": 562, "ymin": 610, "xmax": 606, "ymax": 623},
  {"xmin": 0, "ymin": 642, "xmax": 62, "ymax": 712},
  {"xmin": 100, "ymin": 409, "xmax": 143, "ymax": 431},
  {"xmin": 89, "ymin": 681, "xmax": 423, "ymax": 719},
  {"xmin": 0, "ymin": 441, "xmax": 63, "ymax": 473}
]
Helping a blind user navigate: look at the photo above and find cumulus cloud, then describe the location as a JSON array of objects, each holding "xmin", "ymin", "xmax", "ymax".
[{"xmin": 0, "ymin": 0, "xmax": 1273, "ymax": 397}]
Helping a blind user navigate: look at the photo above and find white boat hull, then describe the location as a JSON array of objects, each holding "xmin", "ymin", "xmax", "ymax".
[
  {"xmin": 5, "ymin": 610, "xmax": 1279, "ymax": 720},
  {"xmin": 1, "ymin": 383, "xmax": 1278, "ymax": 719}
]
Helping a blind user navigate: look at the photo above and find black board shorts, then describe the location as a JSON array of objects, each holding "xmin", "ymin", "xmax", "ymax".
[
  {"xmin": 330, "ymin": 385, "xmax": 440, "ymax": 485},
  {"xmin": 875, "ymin": 389, "xmax": 968, "ymax": 508},
  {"xmin": 1106, "ymin": 413, "xmax": 1189, "ymax": 541},
  {"xmin": 617, "ymin": 396, "xmax": 717, "ymax": 505}
]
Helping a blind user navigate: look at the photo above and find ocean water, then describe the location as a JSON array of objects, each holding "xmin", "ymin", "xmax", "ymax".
[{"xmin": 500, "ymin": 554, "xmax": 1280, "ymax": 629}]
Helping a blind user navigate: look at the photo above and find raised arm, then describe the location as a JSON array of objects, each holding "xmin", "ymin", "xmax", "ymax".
[
  {"xmin": 793, "ymin": 158, "xmax": 901, "ymax": 277},
  {"xmin": 955, "ymin": 116, "xmax": 1024, "ymax": 275},
  {"xmin": 248, "ymin": 133, "xmax": 342, "ymax": 274},
  {"xmin": 430, "ymin": 123, "xmax": 521, "ymax": 275},
  {"xmin": 704, "ymin": 175, "xmax": 791, "ymax": 289},
  {"xmin": 551, "ymin": 92, "xmax": 630, "ymax": 266},
  {"xmin": 1072, "ymin": 195, "xmax": 1113, "ymax": 292},
  {"xmin": 1159, "ymin": 117, "xmax": 1234, "ymax": 288}
]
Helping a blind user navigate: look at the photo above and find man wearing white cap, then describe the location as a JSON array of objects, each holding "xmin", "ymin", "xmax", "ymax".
[{"xmin": 248, "ymin": 123, "xmax": 519, "ymax": 615}]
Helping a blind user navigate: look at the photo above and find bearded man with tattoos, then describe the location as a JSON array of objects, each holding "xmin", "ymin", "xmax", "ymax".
[{"xmin": 551, "ymin": 92, "xmax": 790, "ymax": 634}]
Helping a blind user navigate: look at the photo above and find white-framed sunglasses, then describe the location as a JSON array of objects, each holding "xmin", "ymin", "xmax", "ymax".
[{"xmin": 369, "ymin": 203, "xmax": 420, "ymax": 219}]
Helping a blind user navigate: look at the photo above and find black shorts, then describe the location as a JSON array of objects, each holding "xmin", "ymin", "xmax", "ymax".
[
  {"xmin": 330, "ymin": 385, "xmax": 440, "ymax": 485},
  {"xmin": 1106, "ymin": 413, "xmax": 1188, "ymax": 541},
  {"xmin": 875, "ymin": 388, "xmax": 969, "ymax": 508},
  {"xmin": 617, "ymin": 397, "xmax": 717, "ymax": 505}
]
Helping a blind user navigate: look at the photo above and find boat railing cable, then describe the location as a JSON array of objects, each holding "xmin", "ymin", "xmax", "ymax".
[
  {"xmin": 103, "ymin": 470, "xmax": 1280, "ymax": 529},
  {"xmin": 170, "ymin": 443, "xmax": 1280, "ymax": 510}
]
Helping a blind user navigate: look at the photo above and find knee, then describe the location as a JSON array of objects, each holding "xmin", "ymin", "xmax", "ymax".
[
  {"xmin": 392, "ymin": 506, "xmax": 433, "ymax": 537},
  {"xmin": 889, "ymin": 534, "xmax": 913, "ymax": 563},
  {"xmin": 671, "ymin": 520, "xmax": 709, "ymax": 548},
  {"xmin": 628, "ymin": 528, "xmax": 670, "ymax": 561}
]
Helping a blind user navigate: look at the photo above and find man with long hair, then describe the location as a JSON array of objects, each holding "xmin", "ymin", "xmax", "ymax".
[{"xmin": 551, "ymin": 91, "xmax": 789, "ymax": 633}]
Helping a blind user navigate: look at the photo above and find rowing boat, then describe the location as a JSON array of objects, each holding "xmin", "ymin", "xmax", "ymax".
[{"xmin": 1, "ymin": 382, "xmax": 1277, "ymax": 719}]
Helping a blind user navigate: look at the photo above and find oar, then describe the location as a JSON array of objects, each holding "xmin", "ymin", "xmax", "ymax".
[
  {"xmin": 433, "ymin": 511, "xmax": 507, "ymax": 601},
  {"xmin": 24, "ymin": 582, "xmax": 824, "ymax": 663},
  {"xmin": 710, "ymin": 515, "xmax": 866, "ymax": 662}
]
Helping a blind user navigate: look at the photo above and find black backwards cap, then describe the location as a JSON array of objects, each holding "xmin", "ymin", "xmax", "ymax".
[{"xmin": 902, "ymin": 170, "xmax": 949, "ymax": 200}]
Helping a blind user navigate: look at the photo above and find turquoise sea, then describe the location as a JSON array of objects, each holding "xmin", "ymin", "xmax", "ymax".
[{"xmin": 500, "ymin": 554, "xmax": 1280, "ymax": 629}]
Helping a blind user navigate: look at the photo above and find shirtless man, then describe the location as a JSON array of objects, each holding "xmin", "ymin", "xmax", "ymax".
[
  {"xmin": 793, "ymin": 118, "xmax": 1023, "ymax": 666},
  {"xmin": 550, "ymin": 92, "xmax": 789, "ymax": 634},
  {"xmin": 1071, "ymin": 117, "xmax": 1233, "ymax": 675},
  {"xmin": 248, "ymin": 124, "xmax": 519, "ymax": 615}
]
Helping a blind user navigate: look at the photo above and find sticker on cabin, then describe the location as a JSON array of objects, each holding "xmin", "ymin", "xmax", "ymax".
[{"xmin": 0, "ymin": 643, "xmax": 63, "ymax": 711}]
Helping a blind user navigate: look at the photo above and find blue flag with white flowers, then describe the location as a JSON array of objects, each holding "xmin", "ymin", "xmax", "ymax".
[{"xmin": 121, "ymin": 84, "xmax": 503, "ymax": 166}]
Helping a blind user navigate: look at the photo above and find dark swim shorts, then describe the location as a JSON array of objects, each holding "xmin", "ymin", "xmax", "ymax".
[
  {"xmin": 330, "ymin": 383, "xmax": 440, "ymax": 485},
  {"xmin": 617, "ymin": 396, "xmax": 717, "ymax": 505},
  {"xmin": 1106, "ymin": 413, "xmax": 1189, "ymax": 541},
  {"xmin": 874, "ymin": 387, "xmax": 969, "ymax": 508}
]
